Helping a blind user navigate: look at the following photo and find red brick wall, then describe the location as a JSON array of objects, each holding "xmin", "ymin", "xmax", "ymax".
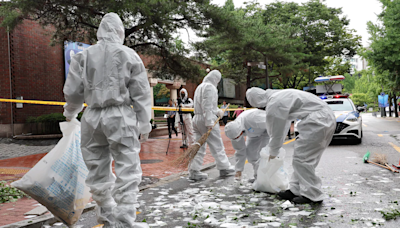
[
  {"xmin": 7, "ymin": 20, "xmax": 64, "ymax": 123},
  {"xmin": 0, "ymin": 26, "xmax": 12, "ymax": 124}
]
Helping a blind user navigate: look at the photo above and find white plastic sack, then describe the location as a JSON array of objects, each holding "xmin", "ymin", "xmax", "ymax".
[
  {"xmin": 253, "ymin": 147, "xmax": 289, "ymax": 193},
  {"xmin": 12, "ymin": 119, "xmax": 91, "ymax": 226}
]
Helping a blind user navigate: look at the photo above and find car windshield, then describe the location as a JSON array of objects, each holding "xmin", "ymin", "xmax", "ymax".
[{"xmin": 325, "ymin": 100, "xmax": 354, "ymax": 111}]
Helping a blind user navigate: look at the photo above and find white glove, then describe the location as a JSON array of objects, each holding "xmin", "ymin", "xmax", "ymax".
[
  {"xmin": 217, "ymin": 109, "xmax": 225, "ymax": 118},
  {"xmin": 139, "ymin": 133, "xmax": 149, "ymax": 143}
]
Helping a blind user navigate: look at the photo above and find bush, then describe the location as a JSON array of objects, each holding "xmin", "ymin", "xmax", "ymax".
[{"xmin": 27, "ymin": 112, "xmax": 84, "ymax": 123}]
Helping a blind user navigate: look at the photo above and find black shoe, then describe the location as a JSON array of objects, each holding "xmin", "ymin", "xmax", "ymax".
[
  {"xmin": 180, "ymin": 144, "xmax": 188, "ymax": 149},
  {"xmin": 292, "ymin": 196, "xmax": 322, "ymax": 204},
  {"xmin": 175, "ymin": 131, "xmax": 178, "ymax": 137},
  {"xmin": 169, "ymin": 134, "xmax": 171, "ymax": 138},
  {"xmin": 277, "ymin": 190, "xmax": 297, "ymax": 201}
]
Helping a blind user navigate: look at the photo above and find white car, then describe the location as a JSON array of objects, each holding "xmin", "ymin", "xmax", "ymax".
[{"xmin": 294, "ymin": 95, "xmax": 364, "ymax": 144}]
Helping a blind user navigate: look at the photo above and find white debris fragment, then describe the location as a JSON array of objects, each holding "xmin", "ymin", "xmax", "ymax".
[
  {"xmin": 268, "ymin": 222, "xmax": 282, "ymax": 227},
  {"xmin": 393, "ymin": 188, "xmax": 400, "ymax": 191},
  {"xmin": 371, "ymin": 193, "xmax": 385, "ymax": 196},
  {"xmin": 250, "ymin": 198, "xmax": 259, "ymax": 202},
  {"xmin": 281, "ymin": 200, "xmax": 294, "ymax": 209},
  {"xmin": 297, "ymin": 211, "xmax": 313, "ymax": 216},
  {"xmin": 289, "ymin": 208, "xmax": 299, "ymax": 211},
  {"xmin": 259, "ymin": 216, "xmax": 277, "ymax": 221},
  {"xmin": 314, "ymin": 222, "xmax": 328, "ymax": 226}
]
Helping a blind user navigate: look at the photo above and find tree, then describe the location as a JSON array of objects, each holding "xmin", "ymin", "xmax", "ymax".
[
  {"xmin": 361, "ymin": 0, "xmax": 400, "ymax": 117},
  {"xmin": 196, "ymin": 0, "xmax": 360, "ymax": 93},
  {"xmin": 263, "ymin": 0, "xmax": 361, "ymax": 89},
  {"xmin": 0, "ymin": 0, "xmax": 220, "ymax": 81},
  {"xmin": 195, "ymin": 1, "xmax": 306, "ymax": 91}
]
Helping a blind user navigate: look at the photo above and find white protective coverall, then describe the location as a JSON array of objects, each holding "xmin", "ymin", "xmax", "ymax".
[
  {"xmin": 246, "ymin": 88, "xmax": 335, "ymax": 202},
  {"xmin": 175, "ymin": 88, "xmax": 195, "ymax": 146},
  {"xmin": 224, "ymin": 109, "xmax": 269, "ymax": 177},
  {"xmin": 189, "ymin": 70, "xmax": 234, "ymax": 180},
  {"xmin": 63, "ymin": 13, "xmax": 151, "ymax": 228}
]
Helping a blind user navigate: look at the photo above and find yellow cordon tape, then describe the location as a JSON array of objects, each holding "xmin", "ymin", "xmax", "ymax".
[{"xmin": 0, "ymin": 98, "xmax": 249, "ymax": 112}]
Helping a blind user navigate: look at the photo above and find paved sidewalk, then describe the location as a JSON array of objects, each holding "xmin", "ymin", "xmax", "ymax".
[{"xmin": 0, "ymin": 126, "xmax": 235, "ymax": 226}]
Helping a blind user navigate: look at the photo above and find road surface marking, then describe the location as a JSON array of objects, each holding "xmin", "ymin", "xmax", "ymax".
[
  {"xmin": 389, "ymin": 142, "xmax": 400, "ymax": 154},
  {"xmin": 284, "ymin": 138, "xmax": 296, "ymax": 145},
  {"xmin": 378, "ymin": 134, "xmax": 383, "ymax": 137},
  {"xmin": 363, "ymin": 124, "xmax": 368, "ymax": 127}
]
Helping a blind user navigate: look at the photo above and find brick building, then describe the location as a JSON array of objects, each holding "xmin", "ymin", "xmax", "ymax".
[
  {"xmin": 0, "ymin": 20, "xmax": 65, "ymax": 137},
  {"xmin": 0, "ymin": 19, "xmax": 246, "ymax": 137}
]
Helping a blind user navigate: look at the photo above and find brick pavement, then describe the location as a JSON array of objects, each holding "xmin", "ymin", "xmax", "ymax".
[{"xmin": 0, "ymin": 126, "xmax": 235, "ymax": 226}]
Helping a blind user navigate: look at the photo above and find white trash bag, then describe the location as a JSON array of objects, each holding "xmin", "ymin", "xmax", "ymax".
[
  {"xmin": 253, "ymin": 147, "xmax": 289, "ymax": 193},
  {"xmin": 12, "ymin": 119, "xmax": 91, "ymax": 226}
]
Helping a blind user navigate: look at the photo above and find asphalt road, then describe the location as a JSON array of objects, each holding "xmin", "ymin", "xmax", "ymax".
[{"xmin": 50, "ymin": 113, "xmax": 400, "ymax": 228}]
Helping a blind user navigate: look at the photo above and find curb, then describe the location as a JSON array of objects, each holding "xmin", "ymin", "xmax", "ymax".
[{"xmin": 1, "ymin": 162, "xmax": 217, "ymax": 228}]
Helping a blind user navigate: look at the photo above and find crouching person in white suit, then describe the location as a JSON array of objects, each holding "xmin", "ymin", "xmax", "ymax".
[
  {"xmin": 224, "ymin": 109, "xmax": 269, "ymax": 181},
  {"xmin": 246, "ymin": 87, "xmax": 335, "ymax": 204}
]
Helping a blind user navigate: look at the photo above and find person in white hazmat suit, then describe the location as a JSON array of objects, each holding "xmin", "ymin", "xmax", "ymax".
[
  {"xmin": 63, "ymin": 13, "xmax": 150, "ymax": 228},
  {"xmin": 246, "ymin": 88, "xmax": 335, "ymax": 204},
  {"xmin": 224, "ymin": 109, "xmax": 269, "ymax": 181},
  {"xmin": 189, "ymin": 70, "xmax": 235, "ymax": 180},
  {"xmin": 175, "ymin": 88, "xmax": 195, "ymax": 147}
]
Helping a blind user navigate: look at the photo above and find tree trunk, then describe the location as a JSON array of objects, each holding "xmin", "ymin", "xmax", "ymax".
[
  {"xmin": 245, "ymin": 65, "xmax": 251, "ymax": 108},
  {"xmin": 389, "ymin": 95, "xmax": 393, "ymax": 117},
  {"xmin": 395, "ymin": 93, "xmax": 399, "ymax": 118}
]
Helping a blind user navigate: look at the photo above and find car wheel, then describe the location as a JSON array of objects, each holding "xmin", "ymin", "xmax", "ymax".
[{"xmin": 353, "ymin": 137, "xmax": 362, "ymax": 144}]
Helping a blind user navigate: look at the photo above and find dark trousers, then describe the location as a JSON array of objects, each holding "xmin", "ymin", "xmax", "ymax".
[
  {"xmin": 167, "ymin": 116, "xmax": 177, "ymax": 137},
  {"xmin": 222, "ymin": 116, "xmax": 228, "ymax": 125}
]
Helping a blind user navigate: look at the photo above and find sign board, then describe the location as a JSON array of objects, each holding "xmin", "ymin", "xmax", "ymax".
[
  {"xmin": 378, "ymin": 93, "xmax": 389, "ymax": 107},
  {"xmin": 64, "ymin": 41, "xmax": 91, "ymax": 79},
  {"xmin": 223, "ymin": 78, "xmax": 236, "ymax": 98},
  {"xmin": 316, "ymin": 84, "xmax": 342, "ymax": 94}
]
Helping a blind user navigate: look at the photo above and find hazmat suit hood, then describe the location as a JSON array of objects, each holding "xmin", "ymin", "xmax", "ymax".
[
  {"xmin": 246, "ymin": 88, "xmax": 280, "ymax": 108},
  {"xmin": 97, "ymin": 13, "xmax": 125, "ymax": 44},
  {"xmin": 180, "ymin": 88, "xmax": 188, "ymax": 101},
  {"xmin": 203, "ymin": 70, "xmax": 221, "ymax": 87},
  {"xmin": 225, "ymin": 121, "xmax": 243, "ymax": 140}
]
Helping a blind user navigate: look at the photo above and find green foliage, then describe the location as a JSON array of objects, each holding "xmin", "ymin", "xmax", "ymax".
[
  {"xmin": 341, "ymin": 73, "xmax": 356, "ymax": 93},
  {"xmin": 155, "ymin": 84, "xmax": 171, "ymax": 99},
  {"xmin": 350, "ymin": 93, "xmax": 370, "ymax": 107},
  {"xmin": 0, "ymin": 181, "xmax": 27, "ymax": 204},
  {"xmin": 362, "ymin": 0, "xmax": 400, "ymax": 98},
  {"xmin": 380, "ymin": 208, "xmax": 400, "ymax": 220},
  {"xmin": 0, "ymin": 0, "xmax": 218, "ymax": 81},
  {"xmin": 195, "ymin": 0, "xmax": 360, "ymax": 91},
  {"xmin": 27, "ymin": 113, "xmax": 83, "ymax": 123}
]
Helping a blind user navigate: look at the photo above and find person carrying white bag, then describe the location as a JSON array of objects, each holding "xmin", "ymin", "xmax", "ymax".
[
  {"xmin": 63, "ymin": 13, "xmax": 151, "ymax": 228},
  {"xmin": 12, "ymin": 119, "xmax": 91, "ymax": 226},
  {"xmin": 253, "ymin": 147, "xmax": 289, "ymax": 193},
  {"xmin": 246, "ymin": 88, "xmax": 335, "ymax": 204}
]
